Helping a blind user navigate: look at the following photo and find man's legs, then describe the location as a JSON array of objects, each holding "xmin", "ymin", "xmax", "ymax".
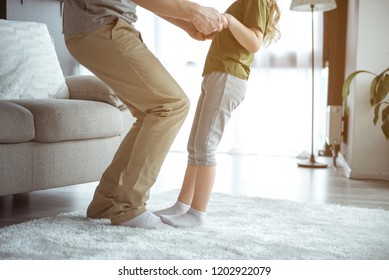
[{"xmin": 65, "ymin": 19, "xmax": 189, "ymax": 226}]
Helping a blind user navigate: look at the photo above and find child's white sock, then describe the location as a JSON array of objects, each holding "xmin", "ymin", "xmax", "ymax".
[
  {"xmin": 119, "ymin": 211, "xmax": 171, "ymax": 229},
  {"xmin": 153, "ymin": 201, "xmax": 190, "ymax": 217},
  {"xmin": 161, "ymin": 208, "xmax": 206, "ymax": 227}
]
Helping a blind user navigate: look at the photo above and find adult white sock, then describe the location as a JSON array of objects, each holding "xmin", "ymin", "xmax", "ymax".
[
  {"xmin": 119, "ymin": 211, "xmax": 171, "ymax": 229},
  {"xmin": 153, "ymin": 201, "xmax": 190, "ymax": 217},
  {"xmin": 161, "ymin": 208, "xmax": 206, "ymax": 227}
]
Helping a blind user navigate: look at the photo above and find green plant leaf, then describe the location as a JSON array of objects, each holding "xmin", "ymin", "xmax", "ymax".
[
  {"xmin": 342, "ymin": 70, "xmax": 372, "ymax": 115},
  {"xmin": 381, "ymin": 117, "xmax": 389, "ymax": 140},
  {"xmin": 371, "ymin": 70, "xmax": 389, "ymax": 106},
  {"xmin": 342, "ymin": 67, "xmax": 389, "ymax": 140},
  {"xmin": 373, "ymin": 101, "xmax": 389, "ymax": 125},
  {"xmin": 373, "ymin": 104, "xmax": 380, "ymax": 125},
  {"xmin": 370, "ymin": 75, "xmax": 380, "ymax": 106},
  {"xmin": 370, "ymin": 76, "xmax": 378, "ymax": 106},
  {"xmin": 382, "ymin": 103, "xmax": 389, "ymax": 122},
  {"xmin": 372, "ymin": 70, "xmax": 389, "ymax": 126},
  {"xmin": 377, "ymin": 74, "xmax": 389, "ymax": 101},
  {"xmin": 379, "ymin": 102, "xmax": 389, "ymax": 139}
]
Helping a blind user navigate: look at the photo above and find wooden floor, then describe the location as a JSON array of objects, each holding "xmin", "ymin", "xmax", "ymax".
[{"xmin": 1, "ymin": 152, "xmax": 389, "ymax": 228}]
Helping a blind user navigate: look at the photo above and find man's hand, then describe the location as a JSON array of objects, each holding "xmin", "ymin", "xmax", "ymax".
[
  {"xmin": 186, "ymin": 23, "xmax": 216, "ymax": 41},
  {"xmin": 191, "ymin": 5, "xmax": 228, "ymax": 35}
]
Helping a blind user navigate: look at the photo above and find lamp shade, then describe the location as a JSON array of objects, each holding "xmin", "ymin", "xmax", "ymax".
[{"xmin": 290, "ymin": 0, "xmax": 337, "ymax": 12}]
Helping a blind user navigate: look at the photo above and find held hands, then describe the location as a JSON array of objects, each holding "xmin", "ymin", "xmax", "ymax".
[
  {"xmin": 194, "ymin": 30, "xmax": 215, "ymax": 41},
  {"xmin": 189, "ymin": 14, "xmax": 228, "ymax": 41},
  {"xmin": 191, "ymin": 6, "xmax": 228, "ymax": 36},
  {"xmin": 187, "ymin": 25, "xmax": 215, "ymax": 41}
]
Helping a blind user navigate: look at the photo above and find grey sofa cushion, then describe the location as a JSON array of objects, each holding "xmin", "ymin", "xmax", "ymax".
[
  {"xmin": 66, "ymin": 75, "xmax": 125, "ymax": 109},
  {"xmin": 0, "ymin": 101, "xmax": 35, "ymax": 143},
  {"xmin": 11, "ymin": 99, "xmax": 123, "ymax": 143}
]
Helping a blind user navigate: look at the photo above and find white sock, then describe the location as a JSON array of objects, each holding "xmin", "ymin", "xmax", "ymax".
[
  {"xmin": 161, "ymin": 208, "xmax": 206, "ymax": 227},
  {"xmin": 153, "ymin": 201, "xmax": 190, "ymax": 217},
  {"xmin": 119, "ymin": 211, "xmax": 171, "ymax": 229}
]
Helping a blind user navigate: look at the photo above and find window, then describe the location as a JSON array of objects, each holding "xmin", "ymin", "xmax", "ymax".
[{"xmin": 132, "ymin": 0, "xmax": 329, "ymax": 157}]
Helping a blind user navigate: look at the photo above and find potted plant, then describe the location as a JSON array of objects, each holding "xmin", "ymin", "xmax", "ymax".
[{"xmin": 342, "ymin": 67, "xmax": 389, "ymax": 140}]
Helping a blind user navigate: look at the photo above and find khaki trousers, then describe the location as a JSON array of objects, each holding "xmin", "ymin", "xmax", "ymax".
[{"xmin": 65, "ymin": 19, "xmax": 189, "ymax": 225}]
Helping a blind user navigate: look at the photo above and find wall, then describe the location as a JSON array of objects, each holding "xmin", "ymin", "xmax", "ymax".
[
  {"xmin": 6, "ymin": 0, "xmax": 78, "ymax": 76},
  {"xmin": 341, "ymin": 0, "xmax": 389, "ymax": 180},
  {"xmin": 323, "ymin": 0, "xmax": 348, "ymax": 106},
  {"xmin": 0, "ymin": 0, "xmax": 5, "ymax": 19}
]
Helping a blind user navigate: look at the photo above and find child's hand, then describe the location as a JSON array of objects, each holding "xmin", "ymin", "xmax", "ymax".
[{"xmin": 221, "ymin": 14, "xmax": 229, "ymax": 29}]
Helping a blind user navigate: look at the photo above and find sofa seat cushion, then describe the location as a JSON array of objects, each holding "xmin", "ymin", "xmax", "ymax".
[
  {"xmin": 11, "ymin": 99, "xmax": 123, "ymax": 143},
  {"xmin": 0, "ymin": 101, "xmax": 35, "ymax": 143}
]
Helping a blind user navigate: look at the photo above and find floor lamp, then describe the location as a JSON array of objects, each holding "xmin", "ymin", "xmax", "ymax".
[{"xmin": 290, "ymin": 0, "xmax": 337, "ymax": 168}]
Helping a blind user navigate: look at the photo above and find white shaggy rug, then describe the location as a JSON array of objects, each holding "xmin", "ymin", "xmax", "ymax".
[{"xmin": 1, "ymin": 190, "xmax": 388, "ymax": 260}]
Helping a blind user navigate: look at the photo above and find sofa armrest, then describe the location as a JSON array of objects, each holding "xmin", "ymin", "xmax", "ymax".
[{"xmin": 65, "ymin": 75, "xmax": 125, "ymax": 109}]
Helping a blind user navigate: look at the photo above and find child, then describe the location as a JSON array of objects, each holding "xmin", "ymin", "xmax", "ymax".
[{"xmin": 154, "ymin": 0, "xmax": 281, "ymax": 227}]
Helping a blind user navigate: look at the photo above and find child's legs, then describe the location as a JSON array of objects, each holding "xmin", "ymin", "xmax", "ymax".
[
  {"xmin": 65, "ymin": 19, "xmax": 189, "ymax": 224},
  {"xmin": 187, "ymin": 72, "xmax": 246, "ymax": 166},
  {"xmin": 177, "ymin": 164, "xmax": 197, "ymax": 205},
  {"xmin": 176, "ymin": 164, "xmax": 216, "ymax": 211},
  {"xmin": 190, "ymin": 165, "xmax": 216, "ymax": 211},
  {"xmin": 186, "ymin": 72, "xmax": 246, "ymax": 210}
]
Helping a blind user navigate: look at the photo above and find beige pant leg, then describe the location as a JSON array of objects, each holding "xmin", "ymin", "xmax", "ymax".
[{"xmin": 65, "ymin": 19, "xmax": 189, "ymax": 224}]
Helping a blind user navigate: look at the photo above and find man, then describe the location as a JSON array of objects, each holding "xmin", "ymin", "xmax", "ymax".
[{"xmin": 63, "ymin": 0, "xmax": 227, "ymax": 229}]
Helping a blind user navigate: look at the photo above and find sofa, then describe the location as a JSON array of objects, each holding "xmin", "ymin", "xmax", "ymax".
[{"xmin": 0, "ymin": 20, "xmax": 133, "ymax": 196}]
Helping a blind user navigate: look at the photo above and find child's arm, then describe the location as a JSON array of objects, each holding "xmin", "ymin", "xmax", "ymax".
[{"xmin": 223, "ymin": 13, "xmax": 263, "ymax": 53}]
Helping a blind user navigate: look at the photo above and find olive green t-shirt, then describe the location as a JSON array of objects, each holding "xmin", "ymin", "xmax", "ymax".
[{"xmin": 203, "ymin": 0, "xmax": 269, "ymax": 80}]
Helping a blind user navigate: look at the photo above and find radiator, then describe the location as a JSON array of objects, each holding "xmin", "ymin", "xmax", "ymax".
[{"xmin": 326, "ymin": 105, "xmax": 343, "ymax": 146}]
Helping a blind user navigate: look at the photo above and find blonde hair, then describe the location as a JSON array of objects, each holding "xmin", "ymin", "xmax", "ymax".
[{"xmin": 264, "ymin": 0, "xmax": 281, "ymax": 46}]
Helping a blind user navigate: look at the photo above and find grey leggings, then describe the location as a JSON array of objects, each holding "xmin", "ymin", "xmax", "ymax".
[{"xmin": 187, "ymin": 72, "xmax": 247, "ymax": 166}]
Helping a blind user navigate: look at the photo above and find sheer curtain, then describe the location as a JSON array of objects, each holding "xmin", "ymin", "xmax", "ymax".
[{"xmin": 121, "ymin": 0, "xmax": 328, "ymax": 157}]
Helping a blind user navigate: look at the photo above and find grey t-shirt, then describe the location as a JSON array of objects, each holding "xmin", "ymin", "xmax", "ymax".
[{"xmin": 63, "ymin": 0, "xmax": 137, "ymax": 35}]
